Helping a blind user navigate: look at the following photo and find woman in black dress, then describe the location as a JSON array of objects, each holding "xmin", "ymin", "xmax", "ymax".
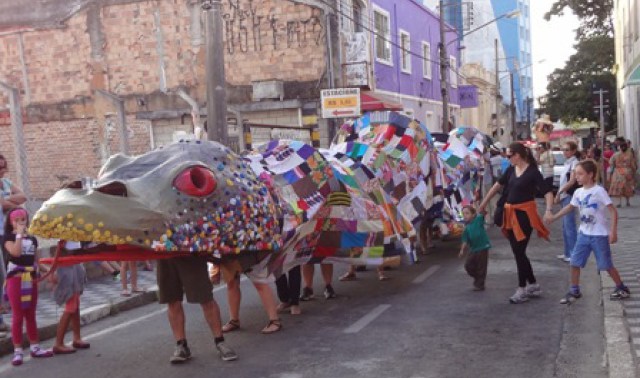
[{"xmin": 478, "ymin": 143, "xmax": 555, "ymax": 304}]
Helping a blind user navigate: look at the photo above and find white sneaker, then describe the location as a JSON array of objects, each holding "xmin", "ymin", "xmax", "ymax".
[
  {"xmin": 509, "ymin": 288, "xmax": 529, "ymax": 304},
  {"xmin": 562, "ymin": 257, "xmax": 571, "ymax": 263},
  {"xmin": 525, "ymin": 283, "xmax": 542, "ymax": 298},
  {"xmin": 556, "ymin": 254, "xmax": 566, "ymax": 260}
]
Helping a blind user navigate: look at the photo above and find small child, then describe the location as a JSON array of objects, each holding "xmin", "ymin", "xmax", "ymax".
[
  {"xmin": 50, "ymin": 241, "xmax": 90, "ymax": 354},
  {"xmin": 458, "ymin": 206, "xmax": 491, "ymax": 291},
  {"xmin": 546, "ymin": 159, "xmax": 630, "ymax": 304},
  {"xmin": 2, "ymin": 208, "xmax": 54, "ymax": 366}
]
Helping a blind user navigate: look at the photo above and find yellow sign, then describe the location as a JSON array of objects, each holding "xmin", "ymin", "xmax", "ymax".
[{"xmin": 320, "ymin": 88, "xmax": 361, "ymax": 119}]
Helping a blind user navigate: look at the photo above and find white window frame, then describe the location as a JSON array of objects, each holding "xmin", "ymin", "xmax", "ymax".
[
  {"xmin": 449, "ymin": 56, "xmax": 458, "ymax": 88},
  {"xmin": 373, "ymin": 6, "xmax": 392, "ymax": 66},
  {"xmin": 422, "ymin": 41, "xmax": 432, "ymax": 79},
  {"xmin": 399, "ymin": 29, "xmax": 411, "ymax": 73}
]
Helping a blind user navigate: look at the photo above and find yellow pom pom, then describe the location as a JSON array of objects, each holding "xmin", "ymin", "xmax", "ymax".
[{"xmin": 84, "ymin": 223, "xmax": 94, "ymax": 232}]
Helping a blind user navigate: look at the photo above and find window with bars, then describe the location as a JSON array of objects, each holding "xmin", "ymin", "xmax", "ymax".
[
  {"xmin": 374, "ymin": 8, "xmax": 392, "ymax": 64},
  {"xmin": 422, "ymin": 42, "xmax": 431, "ymax": 79},
  {"xmin": 400, "ymin": 30, "xmax": 411, "ymax": 73}
]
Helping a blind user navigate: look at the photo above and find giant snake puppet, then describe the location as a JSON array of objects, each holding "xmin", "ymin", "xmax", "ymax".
[{"xmin": 29, "ymin": 111, "xmax": 487, "ymax": 280}]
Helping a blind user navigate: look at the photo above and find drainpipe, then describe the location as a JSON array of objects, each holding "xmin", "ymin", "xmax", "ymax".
[{"xmin": 95, "ymin": 89, "xmax": 130, "ymax": 155}]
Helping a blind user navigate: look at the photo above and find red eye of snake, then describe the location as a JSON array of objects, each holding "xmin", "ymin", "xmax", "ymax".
[{"xmin": 173, "ymin": 166, "xmax": 217, "ymax": 197}]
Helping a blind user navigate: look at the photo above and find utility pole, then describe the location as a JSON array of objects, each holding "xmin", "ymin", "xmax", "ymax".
[
  {"xmin": 439, "ymin": 0, "xmax": 450, "ymax": 133},
  {"xmin": 494, "ymin": 39, "xmax": 500, "ymax": 140},
  {"xmin": 202, "ymin": 0, "xmax": 228, "ymax": 145},
  {"xmin": 526, "ymin": 96, "xmax": 531, "ymax": 138},
  {"xmin": 596, "ymin": 87, "xmax": 607, "ymax": 187},
  {"xmin": 510, "ymin": 72, "xmax": 516, "ymax": 142}
]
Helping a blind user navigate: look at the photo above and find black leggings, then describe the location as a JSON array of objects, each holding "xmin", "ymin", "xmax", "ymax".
[
  {"xmin": 506, "ymin": 210, "xmax": 536, "ymax": 288},
  {"xmin": 275, "ymin": 265, "xmax": 301, "ymax": 306}
]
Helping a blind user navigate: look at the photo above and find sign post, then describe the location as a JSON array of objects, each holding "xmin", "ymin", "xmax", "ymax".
[{"xmin": 321, "ymin": 88, "xmax": 361, "ymax": 119}]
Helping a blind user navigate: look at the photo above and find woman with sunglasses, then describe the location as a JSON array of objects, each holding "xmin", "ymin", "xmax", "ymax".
[
  {"xmin": 554, "ymin": 142, "xmax": 580, "ymax": 263},
  {"xmin": 479, "ymin": 143, "xmax": 554, "ymax": 304}
]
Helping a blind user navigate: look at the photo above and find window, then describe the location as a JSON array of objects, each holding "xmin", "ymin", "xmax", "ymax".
[
  {"xmin": 373, "ymin": 7, "xmax": 392, "ymax": 65},
  {"xmin": 422, "ymin": 42, "xmax": 432, "ymax": 79},
  {"xmin": 449, "ymin": 56, "xmax": 457, "ymax": 88},
  {"xmin": 399, "ymin": 30, "xmax": 411, "ymax": 73},
  {"xmin": 353, "ymin": 0, "xmax": 364, "ymax": 33}
]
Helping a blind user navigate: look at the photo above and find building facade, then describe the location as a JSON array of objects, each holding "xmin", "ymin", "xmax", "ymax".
[
  {"xmin": 369, "ymin": 0, "xmax": 460, "ymax": 131},
  {"xmin": 422, "ymin": 0, "xmax": 533, "ymax": 139},
  {"xmin": 0, "ymin": 0, "xmax": 336, "ymax": 199},
  {"xmin": 614, "ymin": 0, "xmax": 640, "ymax": 164}
]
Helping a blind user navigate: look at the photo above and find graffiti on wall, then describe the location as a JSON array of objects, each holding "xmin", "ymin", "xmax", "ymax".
[{"xmin": 222, "ymin": 0, "xmax": 324, "ymax": 54}]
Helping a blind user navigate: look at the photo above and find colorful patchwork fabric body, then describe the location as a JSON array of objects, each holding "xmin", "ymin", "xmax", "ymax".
[{"xmin": 28, "ymin": 112, "xmax": 491, "ymax": 279}]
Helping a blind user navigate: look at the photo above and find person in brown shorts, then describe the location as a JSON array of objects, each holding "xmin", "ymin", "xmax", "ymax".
[
  {"xmin": 218, "ymin": 253, "xmax": 281, "ymax": 334},
  {"xmin": 157, "ymin": 256, "xmax": 238, "ymax": 364}
]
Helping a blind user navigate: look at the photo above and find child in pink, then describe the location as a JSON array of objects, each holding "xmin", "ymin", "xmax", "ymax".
[{"xmin": 2, "ymin": 208, "xmax": 53, "ymax": 366}]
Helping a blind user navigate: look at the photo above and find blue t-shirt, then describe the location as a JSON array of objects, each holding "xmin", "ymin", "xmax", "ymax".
[{"xmin": 462, "ymin": 214, "xmax": 491, "ymax": 253}]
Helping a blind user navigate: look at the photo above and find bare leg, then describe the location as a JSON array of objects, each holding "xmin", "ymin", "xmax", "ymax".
[
  {"xmin": 71, "ymin": 309, "xmax": 84, "ymax": 343},
  {"xmin": 320, "ymin": 264, "xmax": 333, "ymax": 286},
  {"xmin": 607, "ymin": 267, "xmax": 624, "ymax": 287},
  {"xmin": 253, "ymin": 282, "xmax": 278, "ymax": 320},
  {"xmin": 226, "ymin": 277, "xmax": 241, "ymax": 322},
  {"xmin": 302, "ymin": 264, "xmax": 314, "ymax": 289},
  {"xmin": 130, "ymin": 262, "xmax": 139, "ymax": 291},
  {"xmin": 54, "ymin": 312, "xmax": 73, "ymax": 350},
  {"xmin": 569, "ymin": 266, "xmax": 581, "ymax": 286},
  {"xmin": 167, "ymin": 301, "xmax": 186, "ymax": 341},
  {"xmin": 120, "ymin": 261, "xmax": 128, "ymax": 291},
  {"xmin": 200, "ymin": 300, "xmax": 224, "ymax": 338}
]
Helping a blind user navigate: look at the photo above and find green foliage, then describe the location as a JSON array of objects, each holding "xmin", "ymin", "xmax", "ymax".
[
  {"xmin": 545, "ymin": 0, "xmax": 613, "ymax": 38},
  {"xmin": 544, "ymin": 36, "xmax": 616, "ymax": 127}
]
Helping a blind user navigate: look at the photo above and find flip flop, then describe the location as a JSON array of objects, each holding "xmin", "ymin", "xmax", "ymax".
[
  {"xmin": 72, "ymin": 341, "xmax": 91, "ymax": 349},
  {"xmin": 121, "ymin": 289, "xmax": 131, "ymax": 297},
  {"xmin": 53, "ymin": 346, "xmax": 77, "ymax": 354},
  {"xmin": 261, "ymin": 319, "xmax": 282, "ymax": 334},
  {"xmin": 222, "ymin": 319, "xmax": 240, "ymax": 333}
]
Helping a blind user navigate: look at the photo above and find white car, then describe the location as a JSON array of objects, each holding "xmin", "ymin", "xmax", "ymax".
[{"xmin": 539, "ymin": 151, "xmax": 565, "ymax": 190}]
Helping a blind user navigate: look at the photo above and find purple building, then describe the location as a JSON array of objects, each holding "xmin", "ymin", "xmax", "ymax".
[{"xmin": 368, "ymin": 0, "xmax": 460, "ymax": 131}]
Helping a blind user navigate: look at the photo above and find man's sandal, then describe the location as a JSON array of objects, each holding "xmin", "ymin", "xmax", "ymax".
[
  {"xmin": 222, "ymin": 319, "xmax": 240, "ymax": 333},
  {"xmin": 261, "ymin": 319, "xmax": 282, "ymax": 334}
]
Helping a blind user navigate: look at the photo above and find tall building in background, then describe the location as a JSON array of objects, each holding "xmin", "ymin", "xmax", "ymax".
[{"xmin": 423, "ymin": 0, "xmax": 534, "ymax": 137}]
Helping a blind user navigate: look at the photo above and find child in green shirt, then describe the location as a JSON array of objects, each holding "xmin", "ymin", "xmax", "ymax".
[{"xmin": 459, "ymin": 206, "xmax": 492, "ymax": 291}]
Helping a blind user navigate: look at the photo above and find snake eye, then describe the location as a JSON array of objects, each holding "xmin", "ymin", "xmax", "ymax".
[{"xmin": 173, "ymin": 166, "xmax": 217, "ymax": 197}]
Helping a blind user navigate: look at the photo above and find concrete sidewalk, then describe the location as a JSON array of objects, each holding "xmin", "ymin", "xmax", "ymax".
[
  {"xmin": 0, "ymin": 267, "xmax": 158, "ymax": 356},
  {"xmin": 602, "ymin": 201, "xmax": 640, "ymax": 378}
]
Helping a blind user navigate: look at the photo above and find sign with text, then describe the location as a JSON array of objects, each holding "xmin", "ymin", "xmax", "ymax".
[
  {"xmin": 458, "ymin": 85, "xmax": 478, "ymax": 108},
  {"xmin": 321, "ymin": 88, "xmax": 361, "ymax": 118}
]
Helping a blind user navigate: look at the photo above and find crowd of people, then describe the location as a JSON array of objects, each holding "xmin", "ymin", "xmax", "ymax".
[{"xmin": 0, "ymin": 134, "xmax": 638, "ymax": 368}]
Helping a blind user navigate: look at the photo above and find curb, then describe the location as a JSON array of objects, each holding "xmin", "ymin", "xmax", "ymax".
[
  {"xmin": 602, "ymin": 274, "xmax": 637, "ymax": 378},
  {"xmin": 0, "ymin": 287, "xmax": 158, "ymax": 357}
]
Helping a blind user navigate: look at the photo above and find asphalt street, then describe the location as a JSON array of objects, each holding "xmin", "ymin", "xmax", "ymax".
[{"xmin": 0, "ymin": 213, "xmax": 608, "ymax": 378}]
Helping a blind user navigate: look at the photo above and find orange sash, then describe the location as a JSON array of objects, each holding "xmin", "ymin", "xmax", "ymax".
[{"xmin": 501, "ymin": 200, "xmax": 550, "ymax": 242}]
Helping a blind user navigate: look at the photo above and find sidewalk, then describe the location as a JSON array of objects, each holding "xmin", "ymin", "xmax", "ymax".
[
  {"xmin": 603, "ymin": 201, "xmax": 640, "ymax": 378},
  {"xmin": 0, "ymin": 267, "xmax": 158, "ymax": 356}
]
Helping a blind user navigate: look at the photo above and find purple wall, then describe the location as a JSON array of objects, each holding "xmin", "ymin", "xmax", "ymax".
[{"xmin": 371, "ymin": 0, "xmax": 459, "ymax": 104}]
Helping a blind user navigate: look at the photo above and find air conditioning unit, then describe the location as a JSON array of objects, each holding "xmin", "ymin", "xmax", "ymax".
[{"xmin": 252, "ymin": 80, "xmax": 284, "ymax": 101}]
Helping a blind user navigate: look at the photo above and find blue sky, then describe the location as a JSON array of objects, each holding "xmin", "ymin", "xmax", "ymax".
[{"xmin": 530, "ymin": 1, "xmax": 580, "ymax": 101}]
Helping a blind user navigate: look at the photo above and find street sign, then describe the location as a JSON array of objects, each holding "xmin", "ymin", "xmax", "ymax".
[{"xmin": 321, "ymin": 88, "xmax": 361, "ymax": 118}]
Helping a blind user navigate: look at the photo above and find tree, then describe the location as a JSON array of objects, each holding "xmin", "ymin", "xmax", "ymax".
[
  {"xmin": 545, "ymin": 0, "xmax": 614, "ymax": 38},
  {"xmin": 544, "ymin": 35, "xmax": 616, "ymax": 127}
]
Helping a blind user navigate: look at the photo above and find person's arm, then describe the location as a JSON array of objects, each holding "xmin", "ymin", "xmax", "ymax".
[
  {"xmin": 458, "ymin": 242, "xmax": 467, "ymax": 258},
  {"xmin": 478, "ymin": 182, "xmax": 503, "ymax": 214},
  {"xmin": 608, "ymin": 204, "xmax": 618, "ymax": 244},
  {"xmin": 556, "ymin": 166, "xmax": 577, "ymax": 203},
  {"xmin": 5, "ymin": 183, "xmax": 26, "ymax": 205},
  {"xmin": 546, "ymin": 203, "xmax": 575, "ymax": 224}
]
